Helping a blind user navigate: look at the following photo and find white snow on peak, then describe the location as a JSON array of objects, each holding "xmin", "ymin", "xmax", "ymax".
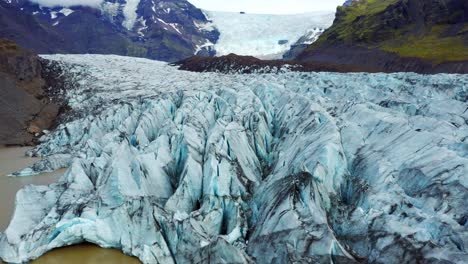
[
  {"xmin": 50, "ymin": 11, "xmax": 57, "ymax": 19},
  {"xmin": 59, "ymin": 8, "xmax": 74, "ymax": 16},
  {"xmin": 207, "ymin": 11, "xmax": 335, "ymax": 59},
  {"xmin": 122, "ymin": 0, "xmax": 141, "ymax": 30}
]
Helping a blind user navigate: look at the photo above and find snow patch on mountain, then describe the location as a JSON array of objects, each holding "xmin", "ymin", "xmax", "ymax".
[
  {"xmin": 299, "ymin": 27, "xmax": 325, "ymax": 44},
  {"xmin": 59, "ymin": 8, "xmax": 74, "ymax": 16},
  {"xmin": 122, "ymin": 0, "xmax": 140, "ymax": 30},
  {"xmin": 100, "ymin": 1, "xmax": 119, "ymax": 17},
  {"xmin": 207, "ymin": 11, "xmax": 335, "ymax": 59}
]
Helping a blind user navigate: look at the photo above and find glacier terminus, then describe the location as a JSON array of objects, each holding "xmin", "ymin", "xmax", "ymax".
[{"xmin": 0, "ymin": 55, "xmax": 467, "ymax": 264}]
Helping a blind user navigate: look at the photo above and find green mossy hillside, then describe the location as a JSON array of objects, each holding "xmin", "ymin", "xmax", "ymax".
[{"xmin": 308, "ymin": 0, "xmax": 468, "ymax": 63}]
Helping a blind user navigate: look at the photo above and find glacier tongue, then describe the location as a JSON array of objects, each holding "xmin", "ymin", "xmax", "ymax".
[
  {"xmin": 1, "ymin": 54, "xmax": 467, "ymax": 263},
  {"xmin": 206, "ymin": 11, "xmax": 335, "ymax": 59}
]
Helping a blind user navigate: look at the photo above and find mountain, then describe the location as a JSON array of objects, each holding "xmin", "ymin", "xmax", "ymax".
[
  {"xmin": 0, "ymin": 39, "xmax": 60, "ymax": 145},
  {"xmin": 0, "ymin": 1, "xmax": 336, "ymax": 61},
  {"xmin": 0, "ymin": 0, "xmax": 219, "ymax": 61},
  {"xmin": 296, "ymin": 0, "xmax": 468, "ymax": 73}
]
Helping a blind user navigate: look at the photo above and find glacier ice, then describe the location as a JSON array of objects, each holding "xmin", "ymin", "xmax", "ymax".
[
  {"xmin": 1, "ymin": 54, "xmax": 467, "ymax": 263},
  {"xmin": 207, "ymin": 11, "xmax": 335, "ymax": 59}
]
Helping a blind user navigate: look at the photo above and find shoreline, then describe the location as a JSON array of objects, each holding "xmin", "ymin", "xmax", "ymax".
[
  {"xmin": 0, "ymin": 146, "xmax": 65, "ymax": 231},
  {"xmin": 0, "ymin": 146, "xmax": 140, "ymax": 264}
]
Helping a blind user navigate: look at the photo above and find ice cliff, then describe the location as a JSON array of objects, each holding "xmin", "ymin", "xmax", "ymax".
[{"xmin": 1, "ymin": 55, "xmax": 467, "ymax": 263}]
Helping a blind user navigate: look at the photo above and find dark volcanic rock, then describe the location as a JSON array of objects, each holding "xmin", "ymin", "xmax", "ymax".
[
  {"xmin": 0, "ymin": 39, "xmax": 59, "ymax": 146},
  {"xmin": 175, "ymin": 54, "xmax": 387, "ymax": 74},
  {"xmin": 174, "ymin": 54, "xmax": 296, "ymax": 74}
]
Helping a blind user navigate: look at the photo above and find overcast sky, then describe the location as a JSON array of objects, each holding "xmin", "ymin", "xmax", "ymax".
[
  {"xmin": 29, "ymin": 0, "xmax": 103, "ymax": 7},
  {"xmin": 188, "ymin": 0, "xmax": 344, "ymax": 14},
  {"xmin": 29, "ymin": 0, "xmax": 344, "ymax": 13}
]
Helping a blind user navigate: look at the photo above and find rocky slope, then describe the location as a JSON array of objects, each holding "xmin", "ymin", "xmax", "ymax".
[
  {"xmin": 297, "ymin": 0, "xmax": 468, "ymax": 73},
  {"xmin": 0, "ymin": 39, "xmax": 60, "ymax": 146},
  {"xmin": 0, "ymin": 0, "xmax": 219, "ymax": 62},
  {"xmin": 175, "ymin": 54, "xmax": 373, "ymax": 74},
  {"xmin": 175, "ymin": 53, "xmax": 295, "ymax": 73},
  {"xmin": 1, "ymin": 54, "xmax": 467, "ymax": 263}
]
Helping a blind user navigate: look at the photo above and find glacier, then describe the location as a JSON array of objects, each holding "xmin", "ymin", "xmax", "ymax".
[
  {"xmin": 206, "ymin": 11, "xmax": 335, "ymax": 59},
  {"xmin": 1, "ymin": 54, "xmax": 467, "ymax": 263}
]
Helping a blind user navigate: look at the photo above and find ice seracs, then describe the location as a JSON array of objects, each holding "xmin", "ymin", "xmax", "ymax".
[{"xmin": 1, "ymin": 55, "xmax": 467, "ymax": 264}]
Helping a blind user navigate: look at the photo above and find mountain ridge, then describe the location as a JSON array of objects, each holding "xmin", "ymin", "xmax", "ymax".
[
  {"xmin": 0, "ymin": 0, "xmax": 219, "ymax": 62},
  {"xmin": 296, "ymin": 0, "xmax": 468, "ymax": 72}
]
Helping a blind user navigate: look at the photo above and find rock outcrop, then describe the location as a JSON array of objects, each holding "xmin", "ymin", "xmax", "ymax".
[
  {"xmin": 174, "ymin": 54, "xmax": 299, "ymax": 73},
  {"xmin": 175, "ymin": 54, "xmax": 377, "ymax": 74},
  {"xmin": 0, "ymin": 39, "xmax": 59, "ymax": 145}
]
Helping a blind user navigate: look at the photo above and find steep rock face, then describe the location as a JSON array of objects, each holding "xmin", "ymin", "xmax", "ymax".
[
  {"xmin": 0, "ymin": 0, "xmax": 218, "ymax": 62},
  {"xmin": 0, "ymin": 39, "xmax": 59, "ymax": 145},
  {"xmin": 297, "ymin": 0, "xmax": 468, "ymax": 73},
  {"xmin": 1, "ymin": 55, "xmax": 467, "ymax": 263}
]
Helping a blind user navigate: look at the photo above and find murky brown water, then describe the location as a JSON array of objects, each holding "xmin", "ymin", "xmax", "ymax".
[
  {"xmin": 0, "ymin": 147, "xmax": 65, "ymax": 231},
  {"xmin": 31, "ymin": 244, "xmax": 140, "ymax": 264},
  {"xmin": 0, "ymin": 147, "xmax": 140, "ymax": 264}
]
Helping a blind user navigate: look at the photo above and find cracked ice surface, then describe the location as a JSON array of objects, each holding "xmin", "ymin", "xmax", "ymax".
[{"xmin": 1, "ymin": 54, "xmax": 467, "ymax": 263}]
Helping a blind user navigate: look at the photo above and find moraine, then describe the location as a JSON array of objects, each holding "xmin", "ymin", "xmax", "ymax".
[{"xmin": 1, "ymin": 54, "xmax": 467, "ymax": 263}]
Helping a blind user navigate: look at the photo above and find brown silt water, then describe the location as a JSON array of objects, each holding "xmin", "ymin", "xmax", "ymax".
[{"xmin": 0, "ymin": 147, "xmax": 140, "ymax": 264}]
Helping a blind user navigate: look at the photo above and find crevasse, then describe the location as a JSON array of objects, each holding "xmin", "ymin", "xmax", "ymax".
[{"xmin": 0, "ymin": 55, "xmax": 467, "ymax": 263}]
